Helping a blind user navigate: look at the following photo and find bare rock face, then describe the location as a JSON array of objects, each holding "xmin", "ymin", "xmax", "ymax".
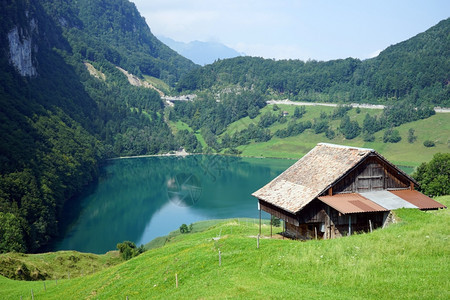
[{"xmin": 7, "ymin": 17, "xmax": 38, "ymax": 77}]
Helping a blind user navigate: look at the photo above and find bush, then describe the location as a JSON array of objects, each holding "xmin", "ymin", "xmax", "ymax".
[
  {"xmin": 383, "ymin": 128, "xmax": 401, "ymax": 143},
  {"xmin": 270, "ymin": 216, "xmax": 281, "ymax": 227},
  {"xmin": 117, "ymin": 241, "xmax": 146, "ymax": 260},
  {"xmin": 413, "ymin": 153, "xmax": 450, "ymax": 196},
  {"xmin": 179, "ymin": 224, "xmax": 189, "ymax": 234},
  {"xmin": 363, "ymin": 132, "xmax": 375, "ymax": 142},
  {"xmin": 423, "ymin": 140, "xmax": 435, "ymax": 147},
  {"xmin": 407, "ymin": 128, "xmax": 417, "ymax": 143},
  {"xmin": 325, "ymin": 128, "xmax": 335, "ymax": 139}
]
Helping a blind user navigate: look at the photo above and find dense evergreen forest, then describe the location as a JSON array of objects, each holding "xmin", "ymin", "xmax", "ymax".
[
  {"xmin": 177, "ymin": 18, "xmax": 450, "ymax": 107},
  {"xmin": 0, "ymin": 0, "xmax": 448, "ymax": 253}
]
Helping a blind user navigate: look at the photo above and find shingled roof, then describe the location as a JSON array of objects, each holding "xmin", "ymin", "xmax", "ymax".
[{"xmin": 252, "ymin": 143, "xmax": 384, "ymax": 213}]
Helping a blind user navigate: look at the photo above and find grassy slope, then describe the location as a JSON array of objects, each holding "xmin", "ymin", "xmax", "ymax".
[
  {"xmin": 1, "ymin": 196, "xmax": 448, "ymax": 299},
  {"xmin": 226, "ymin": 105, "xmax": 449, "ymax": 167},
  {"xmin": 0, "ymin": 251, "xmax": 121, "ymax": 281}
]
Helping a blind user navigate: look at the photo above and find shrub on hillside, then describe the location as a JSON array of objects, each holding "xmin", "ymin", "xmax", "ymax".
[
  {"xmin": 383, "ymin": 128, "xmax": 401, "ymax": 143},
  {"xmin": 413, "ymin": 153, "xmax": 450, "ymax": 196},
  {"xmin": 117, "ymin": 241, "xmax": 146, "ymax": 260},
  {"xmin": 423, "ymin": 140, "xmax": 435, "ymax": 147}
]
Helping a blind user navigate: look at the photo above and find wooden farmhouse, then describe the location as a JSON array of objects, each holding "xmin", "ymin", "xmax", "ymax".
[{"xmin": 252, "ymin": 143, "xmax": 446, "ymax": 239}]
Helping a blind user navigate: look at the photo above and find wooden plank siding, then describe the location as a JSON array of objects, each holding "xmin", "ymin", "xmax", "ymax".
[
  {"xmin": 333, "ymin": 155, "xmax": 409, "ymax": 194},
  {"xmin": 262, "ymin": 198, "xmax": 386, "ymax": 240}
]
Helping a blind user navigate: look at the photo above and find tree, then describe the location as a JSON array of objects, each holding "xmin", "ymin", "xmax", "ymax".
[
  {"xmin": 0, "ymin": 213, "xmax": 26, "ymax": 253},
  {"xmin": 247, "ymin": 106, "xmax": 259, "ymax": 119},
  {"xmin": 383, "ymin": 128, "xmax": 401, "ymax": 143},
  {"xmin": 407, "ymin": 128, "xmax": 417, "ymax": 143},
  {"xmin": 270, "ymin": 215, "xmax": 281, "ymax": 227},
  {"xmin": 413, "ymin": 153, "xmax": 450, "ymax": 196},
  {"xmin": 179, "ymin": 224, "xmax": 189, "ymax": 234},
  {"xmin": 339, "ymin": 116, "xmax": 361, "ymax": 139},
  {"xmin": 325, "ymin": 128, "xmax": 335, "ymax": 139},
  {"xmin": 293, "ymin": 106, "xmax": 306, "ymax": 119},
  {"xmin": 116, "ymin": 241, "xmax": 145, "ymax": 260},
  {"xmin": 363, "ymin": 132, "xmax": 375, "ymax": 142}
]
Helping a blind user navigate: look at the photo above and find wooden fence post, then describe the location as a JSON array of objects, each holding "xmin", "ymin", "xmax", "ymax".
[
  {"xmin": 369, "ymin": 220, "xmax": 373, "ymax": 233},
  {"xmin": 315, "ymin": 227, "xmax": 318, "ymax": 240},
  {"xmin": 175, "ymin": 273, "xmax": 178, "ymax": 288},
  {"xmin": 31, "ymin": 289, "xmax": 34, "ymax": 300},
  {"xmin": 219, "ymin": 250, "xmax": 222, "ymax": 266},
  {"xmin": 257, "ymin": 234, "xmax": 260, "ymax": 249}
]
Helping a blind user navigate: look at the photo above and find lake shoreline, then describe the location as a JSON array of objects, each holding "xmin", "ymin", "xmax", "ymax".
[{"xmin": 108, "ymin": 150, "xmax": 298, "ymax": 161}]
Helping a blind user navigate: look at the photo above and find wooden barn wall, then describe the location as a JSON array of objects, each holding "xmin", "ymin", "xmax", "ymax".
[
  {"xmin": 284, "ymin": 201, "xmax": 386, "ymax": 240},
  {"xmin": 333, "ymin": 156, "xmax": 410, "ymax": 194}
]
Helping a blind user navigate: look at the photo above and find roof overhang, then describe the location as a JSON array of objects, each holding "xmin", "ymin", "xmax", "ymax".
[
  {"xmin": 318, "ymin": 193, "xmax": 389, "ymax": 214},
  {"xmin": 389, "ymin": 189, "xmax": 447, "ymax": 210},
  {"xmin": 318, "ymin": 190, "xmax": 446, "ymax": 214}
]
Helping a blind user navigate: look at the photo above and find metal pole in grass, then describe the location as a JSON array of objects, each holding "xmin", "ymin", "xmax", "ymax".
[
  {"xmin": 31, "ymin": 289, "xmax": 34, "ymax": 300},
  {"xmin": 258, "ymin": 202, "xmax": 261, "ymax": 236},
  {"xmin": 257, "ymin": 234, "xmax": 260, "ymax": 249},
  {"xmin": 270, "ymin": 215, "xmax": 273, "ymax": 238},
  {"xmin": 219, "ymin": 250, "xmax": 222, "ymax": 266},
  {"xmin": 176, "ymin": 273, "xmax": 178, "ymax": 288}
]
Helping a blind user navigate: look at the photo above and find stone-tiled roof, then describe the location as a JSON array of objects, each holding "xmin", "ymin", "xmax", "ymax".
[{"xmin": 252, "ymin": 143, "xmax": 374, "ymax": 213}]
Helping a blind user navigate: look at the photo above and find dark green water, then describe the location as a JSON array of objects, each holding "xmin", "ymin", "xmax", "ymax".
[{"xmin": 52, "ymin": 155, "xmax": 294, "ymax": 254}]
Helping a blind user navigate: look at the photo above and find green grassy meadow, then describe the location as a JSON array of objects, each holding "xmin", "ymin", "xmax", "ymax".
[
  {"xmin": 1, "ymin": 196, "xmax": 448, "ymax": 299},
  {"xmin": 227, "ymin": 105, "xmax": 449, "ymax": 167},
  {"xmin": 165, "ymin": 104, "xmax": 449, "ymax": 168}
]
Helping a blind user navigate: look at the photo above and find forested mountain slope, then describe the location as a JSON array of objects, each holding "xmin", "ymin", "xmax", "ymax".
[
  {"xmin": 177, "ymin": 18, "xmax": 450, "ymax": 107},
  {"xmin": 43, "ymin": 0, "xmax": 197, "ymax": 85},
  {"xmin": 0, "ymin": 0, "xmax": 195, "ymax": 253}
]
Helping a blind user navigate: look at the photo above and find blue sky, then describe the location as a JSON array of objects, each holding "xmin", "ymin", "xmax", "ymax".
[{"xmin": 131, "ymin": 0, "xmax": 449, "ymax": 61}]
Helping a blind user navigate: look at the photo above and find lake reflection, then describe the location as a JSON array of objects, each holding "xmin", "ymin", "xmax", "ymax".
[{"xmin": 53, "ymin": 155, "xmax": 294, "ymax": 254}]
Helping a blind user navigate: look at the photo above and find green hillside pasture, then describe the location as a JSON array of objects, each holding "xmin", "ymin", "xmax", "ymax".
[
  {"xmin": 1, "ymin": 196, "xmax": 448, "ymax": 299},
  {"xmin": 236, "ymin": 104, "xmax": 449, "ymax": 167},
  {"xmin": 0, "ymin": 251, "xmax": 121, "ymax": 281},
  {"xmin": 142, "ymin": 75, "xmax": 170, "ymax": 95},
  {"xmin": 166, "ymin": 120, "xmax": 207, "ymax": 149}
]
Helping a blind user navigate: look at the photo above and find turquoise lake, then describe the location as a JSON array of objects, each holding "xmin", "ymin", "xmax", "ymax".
[{"xmin": 52, "ymin": 155, "xmax": 295, "ymax": 254}]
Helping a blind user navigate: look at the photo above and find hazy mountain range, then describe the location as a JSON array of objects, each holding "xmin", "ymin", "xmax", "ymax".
[{"xmin": 158, "ymin": 36, "xmax": 244, "ymax": 66}]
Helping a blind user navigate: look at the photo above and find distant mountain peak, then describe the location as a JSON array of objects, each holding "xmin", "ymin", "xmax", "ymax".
[{"xmin": 158, "ymin": 36, "xmax": 244, "ymax": 66}]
